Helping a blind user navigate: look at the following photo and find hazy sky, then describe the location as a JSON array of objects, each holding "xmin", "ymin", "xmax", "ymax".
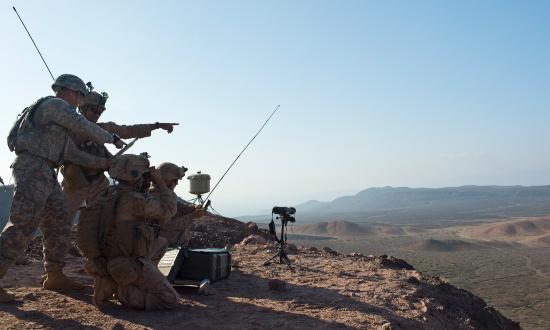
[{"xmin": 1, "ymin": 1, "xmax": 549, "ymax": 216}]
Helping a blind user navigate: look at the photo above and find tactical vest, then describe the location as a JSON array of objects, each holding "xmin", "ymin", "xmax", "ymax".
[
  {"xmin": 11, "ymin": 97, "xmax": 75, "ymax": 165},
  {"xmin": 62, "ymin": 133, "xmax": 111, "ymax": 189},
  {"xmin": 7, "ymin": 96, "xmax": 53, "ymax": 152},
  {"xmin": 78, "ymin": 139, "xmax": 110, "ymax": 177},
  {"xmin": 103, "ymin": 221, "xmax": 158, "ymax": 259}
]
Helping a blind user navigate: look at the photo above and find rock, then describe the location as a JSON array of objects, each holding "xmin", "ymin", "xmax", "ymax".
[
  {"xmin": 338, "ymin": 271, "xmax": 354, "ymax": 277},
  {"xmin": 308, "ymin": 246, "xmax": 319, "ymax": 252},
  {"xmin": 420, "ymin": 300, "xmax": 429, "ymax": 313},
  {"xmin": 380, "ymin": 322, "xmax": 392, "ymax": 330},
  {"xmin": 286, "ymin": 243, "xmax": 298, "ymax": 253},
  {"xmin": 240, "ymin": 235, "xmax": 266, "ymax": 246},
  {"xmin": 407, "ymin": 276, "xmax": 421, "ymax": 285},
  {"xmin": 246, "ymin": 222, "xmax": 259, "ymax": 233},
  {"xmin": 322, "ymin": 247, "xmax": 338, "ymax": 255},
  {"xmin": 374, "ymin": 255, "xmax": 414, "ymax": 270},
  {"xmin": 112, "ymin": 323, "xmax": 125, "ymax": 330},
  {"xmin": 268, "ymin": 279, "xmax": 287, "ymax": 291},
  {"xmin": 23, "ymin": 293, "xmax": 37, "ymax": 301}
]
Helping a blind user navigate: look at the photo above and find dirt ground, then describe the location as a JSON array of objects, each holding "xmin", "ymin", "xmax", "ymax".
[{"xmin": 0, "ymin": 238, "xmax": 520, "ymax": 330}]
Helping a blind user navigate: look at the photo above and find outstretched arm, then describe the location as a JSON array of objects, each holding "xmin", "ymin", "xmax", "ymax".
[
  {"xmin": 99, "ymin": 122, "xmax": 179, "ymax": 139},
  {"xmin": 41, "ymin": 98, "xmax": 115, "ymax": 145}
]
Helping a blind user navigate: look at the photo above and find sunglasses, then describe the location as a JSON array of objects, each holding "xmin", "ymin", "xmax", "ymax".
[
  {"xmin": 89, "ymin": 107, "xmax": 105, "ymax": 115},
  {"xmin": 76, "ymin": 90, "xmax": 86, "ymax": 99}
]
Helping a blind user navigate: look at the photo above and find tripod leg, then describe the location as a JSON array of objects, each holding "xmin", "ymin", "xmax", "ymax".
[
  {"xmin": 263, "ymin": 252, "xmax": 280, "ymax": 266},
  {"xmin": 281, "ymin": 251, "xmax": 293, "ymax": 269},
  {"xmin": 283, "ymin": 258, "xmax": 292, "ymax": 269}
]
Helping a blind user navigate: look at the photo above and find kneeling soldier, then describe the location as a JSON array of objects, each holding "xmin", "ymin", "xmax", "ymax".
[
  {"xmin": 153, "ymin": 163, "xmax": 206, "ymax": 261},
  {"xmin": 80, "ymin": 154, "xmax": 180, "ymax": 309}
]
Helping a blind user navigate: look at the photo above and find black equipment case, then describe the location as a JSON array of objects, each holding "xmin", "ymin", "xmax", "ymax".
[{"xmin": 158, "ymin": 248, "xmax": 231, "ymax": 286}]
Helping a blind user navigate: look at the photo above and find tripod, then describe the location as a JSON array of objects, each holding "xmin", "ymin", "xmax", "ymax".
[
  {"xmin": 263, "ymin": 216, "xmax": 293, "ymax": 269},
  {"xmin": 188, "ymin": 194, "xmax": 213, "ymax": 213},
  {"xmin": 190, "ymin": 194, "xmax": 206, "ymax": 205}
]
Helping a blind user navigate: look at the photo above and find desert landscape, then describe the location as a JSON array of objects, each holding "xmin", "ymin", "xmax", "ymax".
[
  {"xmin": 2, "ymin": 185, "xmax": 549, "ymax": 329},
  {"xmin": 2, "ymin": 2, "xmax": 549, "ymax": 329},
  {"xmin": 0, "ymin": 221, "xmax": 520, "ymax": 330},
  {"xmin": 288, "ymin": 216, "xmax": 550, "ymax": 330}
]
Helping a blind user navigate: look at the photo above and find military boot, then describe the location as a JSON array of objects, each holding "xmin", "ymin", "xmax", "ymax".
[
  {"xmin": 0, "ymin": 288, "xmax": 15, "ymax": 303},
  {"xmin": 42, "ymin": 271, "xmax": 85, "ymax": 290}
]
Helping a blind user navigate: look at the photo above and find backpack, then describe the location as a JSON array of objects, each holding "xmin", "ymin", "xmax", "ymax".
[
  {"xmin": 77, "ymin": 187, "xmax": 120, "ymax": 259},
  {"xmin": 7, "ymin": 96, "xmax": 53, "ymax": 152}
]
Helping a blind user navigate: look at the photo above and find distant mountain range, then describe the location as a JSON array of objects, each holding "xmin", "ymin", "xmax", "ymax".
[
  {"xmin": 4, "ymin": 185, "xmax": 550, "ymax": 229},
  {"xmin": 240, "ymin": 185, "xmax": 550, "ymax": 225}
]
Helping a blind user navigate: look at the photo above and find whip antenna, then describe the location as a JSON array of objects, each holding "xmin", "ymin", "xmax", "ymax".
[
  {"xmin": 12, "ymin": 6, "xmax": 55, "ymax": 81},
  {"xmin": 203, "ymin": 104, "xmax": 280, "ymax": 207}
]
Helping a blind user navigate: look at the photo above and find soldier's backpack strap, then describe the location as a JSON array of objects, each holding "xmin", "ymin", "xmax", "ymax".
[{"xmin": 7, "ymin": 96, "xmax": 54, "ymax": 152}]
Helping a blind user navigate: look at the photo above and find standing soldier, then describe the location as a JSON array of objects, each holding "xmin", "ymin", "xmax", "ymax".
[
  {"xmin": 0, "ymin": 74, "xmax": 124, "ymax": 302},
  {"xmin": 62, "ymin": 89, "xmax": 178, "ymax": 222},
  {"xmin": 83, "ymin": 154, "xmax": 180, "ymax": 309}
]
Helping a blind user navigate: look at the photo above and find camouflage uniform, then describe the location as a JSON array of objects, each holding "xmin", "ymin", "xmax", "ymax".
[
  {"xmin": 96, "ymin": 155, "xmax": 180, "ymax": 310},
  {"xmin": 0, "ymin": 96, "xmax": 114, "ymax": 279},
  {"xmin": 63, "ymin": 90, "xmax": 177, "ymax": 219},
  {"xmin": 157, "ymin": 197, "xmax": 197, "ymax": 246},
  {"xmin": 151, "ymin": 164, "xmax": 194, "ymax": 243},
  {"xmin": 149, "ymin": 163, "xmax": 205, "ymax": 265},
  {"xmin": 63, "ymin": 121, "xmax": 156, "ymax": 217}
]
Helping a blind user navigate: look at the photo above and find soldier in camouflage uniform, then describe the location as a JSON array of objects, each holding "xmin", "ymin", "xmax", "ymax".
[
  {"xmin": 156, "ymin": 163, "xmax": 206, "ymax": 245},
  {"xmin": 0, "ymin": 74, "xmax": 125, "ymax": 303},
  {"xmin": 153, "ymin": 163, "xmax": 205, "ymax": 262},
  {"xmin": 63, "ymin": 90, "xmax": 178, "ymax": 221},
  {"xmin": 86, "ymin": 154, "xmax": 180, "ymax": 309}
]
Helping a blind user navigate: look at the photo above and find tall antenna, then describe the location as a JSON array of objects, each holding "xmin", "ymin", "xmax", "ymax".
[
  {"xmin": 203, "ymin": 104, "xmax": 281, "ymax": 207},
  {"xmin": 12, "ymin": 6, "xmax": 55, "ymax": 81}
]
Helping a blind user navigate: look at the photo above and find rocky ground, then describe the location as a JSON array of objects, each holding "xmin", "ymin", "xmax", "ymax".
[{"xmin": 0, "ymin": 215, "xmax": 521, "ymax": 330}]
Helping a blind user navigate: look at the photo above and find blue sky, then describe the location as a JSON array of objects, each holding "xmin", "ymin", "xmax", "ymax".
[{"xmin": 1, "ymin": 1, "xmax": 549, "ymax": 216}]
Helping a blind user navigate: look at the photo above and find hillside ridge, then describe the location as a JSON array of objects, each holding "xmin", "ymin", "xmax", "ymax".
[{"xmin": 0, "ymin": 214, "xmax": 521, "ymax": 329}]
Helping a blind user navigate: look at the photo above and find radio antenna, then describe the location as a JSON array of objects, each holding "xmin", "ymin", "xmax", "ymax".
[
  {"xmin": 12, "ymin": 6, "xmax": 55, "ymax": 81},
  {"xmin": 203, "ymin": 104, "xmax": 280, "ymax": 207}
]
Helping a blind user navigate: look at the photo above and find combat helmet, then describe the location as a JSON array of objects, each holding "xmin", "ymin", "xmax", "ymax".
[
  {"xmin": 157, "ymin": 162, "xmax": 188, "ymax": 182},
  {"xmin": 51, "ymin": 74, "xmax": 87, "ymax": 95},
  {"xmin": 80, "ymin": 91, "xmax": 108, "ymax": 110},
  {"xmin": 109, "ymin": 154, "xmax": 150, "ymax": 182}
]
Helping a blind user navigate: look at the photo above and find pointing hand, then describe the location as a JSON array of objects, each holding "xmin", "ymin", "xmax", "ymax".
[{"xmin": 156, "ymin": 123, "xmax": 179, "ymax": 134}]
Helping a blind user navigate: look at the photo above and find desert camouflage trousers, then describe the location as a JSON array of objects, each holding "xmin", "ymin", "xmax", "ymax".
[
  {"xmin": 115, "ymin": 254, "xmax": 179, "ymax": 310},
  {"xmin": 0, "ymin": 154, "xmax": 71, "ymax": 278}
]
